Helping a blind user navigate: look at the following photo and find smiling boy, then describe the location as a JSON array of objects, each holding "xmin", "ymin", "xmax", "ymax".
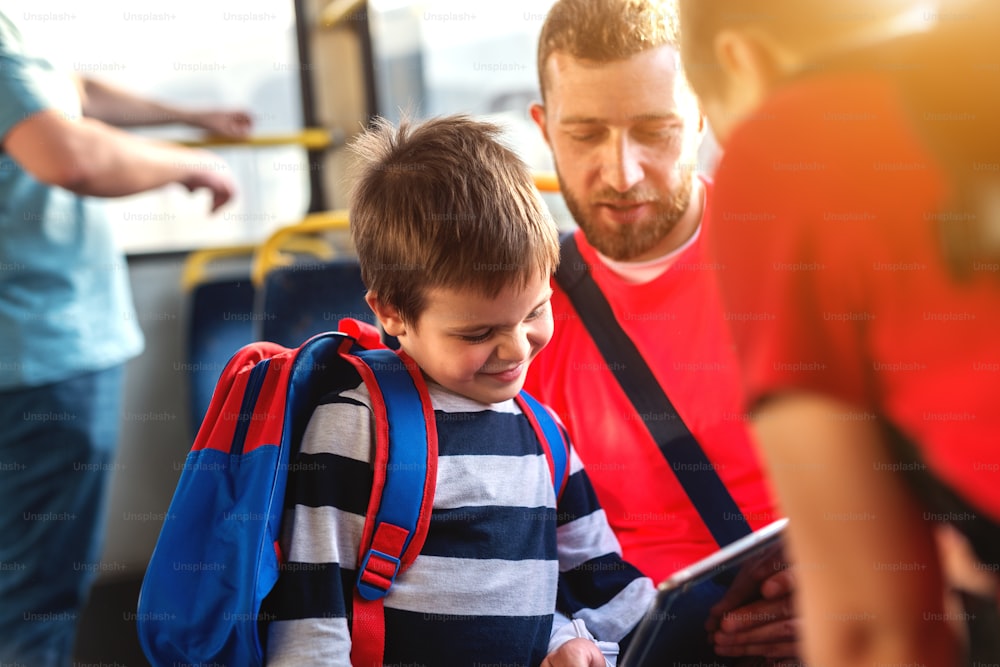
[{"xmin": 264, "ymin": 115, "xmax": 655, "ymax": 667}]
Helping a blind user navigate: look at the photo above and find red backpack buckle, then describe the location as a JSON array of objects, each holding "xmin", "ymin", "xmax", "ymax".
[{"xmin": 356, "ymin": 522, "xmax": 410, "ymax": 600}]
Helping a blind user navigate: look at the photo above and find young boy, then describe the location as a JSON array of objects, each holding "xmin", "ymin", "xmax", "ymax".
[
  {"xmin": 677, "ymin": 1, "xmax": 1000, "ymax": 666},
  {"xmin": 264, "ymin": 115, "xmax": 656, "ymax": 666}
]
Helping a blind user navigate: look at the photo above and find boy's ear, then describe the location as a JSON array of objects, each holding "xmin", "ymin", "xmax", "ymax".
[
  {"xmin": 529, "ymin": 103, "xmax": 551, "ymax": 146},
  {"xmin": 365, "ymin": 292, "xmax": 407, "ymax": 337}
]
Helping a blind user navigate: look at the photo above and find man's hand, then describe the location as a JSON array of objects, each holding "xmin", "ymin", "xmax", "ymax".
[
  {"xmin": 188, "ymin": 110, "xmax": 253, "ymax": 140},
  {"xmin": 541, "ymin": 638, "xmax": 607, "ymax": 667},
  {"xmin": 179, "ymin": 150, "xmax": 237, "ymax": 212},
  {"xmin": 77, "ymin": 77, "xmax": 253, "ymax": 140},
  {"xmin": 706, "ymin": 556, "xmax": 800, "ymax": 661}
]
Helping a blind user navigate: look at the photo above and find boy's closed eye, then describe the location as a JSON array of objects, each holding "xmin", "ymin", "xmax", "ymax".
[
  {"xmin": 455, "ymin": 303, "xmax": 550, "ymax": 344},
  {"xmin": 459, "ymin": 330, "xmax": 492, "ymax": 344}
]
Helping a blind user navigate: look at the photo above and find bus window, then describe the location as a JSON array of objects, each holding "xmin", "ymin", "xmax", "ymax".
[
  {"xmin": 370, "ymin": 0, "xmax": 554, "ymax": 161},
  {"xmin": 19, "ymin": 0, "xmax": 309, "ymax": 253},
  {"xmin": 367, "ymin": 0, "xmax": 575, "ymax": 225}
]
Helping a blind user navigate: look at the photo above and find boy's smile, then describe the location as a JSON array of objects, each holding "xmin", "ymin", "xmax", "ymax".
[{"xmin": 371, "ymin": 271, "xmax": 554, "ymax": 405}]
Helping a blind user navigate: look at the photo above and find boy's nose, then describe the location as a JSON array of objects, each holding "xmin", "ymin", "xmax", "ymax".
[{"xmin": 496, "ymin": 329, "xmax": 531, "ymax": 363}]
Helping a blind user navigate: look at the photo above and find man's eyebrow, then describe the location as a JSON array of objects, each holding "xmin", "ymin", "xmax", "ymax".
[{"xmin": 558, "ymin": 111, "xmax": 683, "ymax": 125}]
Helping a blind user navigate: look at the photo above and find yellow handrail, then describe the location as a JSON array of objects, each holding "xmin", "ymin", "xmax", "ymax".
[
  {"xmin": 190, "ymin": 175, "xmax": 556, "ymax": 290},
  {"xmin": 251, "ymin": 210, "xmax": 351, "ymax": 286},
  {"xmin": 533, "ymin": 171, "xmax": 560, "ymax": 193},
  {"xmin": 181, "ymin": 244, "xmax": 257, "ymax": 292},
  {"xmin": 179, "ymin": 128, "xmax": 336, "ymax": 150},
  {"xmin": 320, "ymin": 0, "xmax": 366, "ymax": 28}
]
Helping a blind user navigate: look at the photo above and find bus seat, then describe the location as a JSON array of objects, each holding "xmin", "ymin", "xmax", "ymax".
[
  {"xmin": 252, "ymin": 211, "xmax": 376, "ymax": 347},
  {"xmin": 182, "ymin": 245, "xmax": 258, "ymax": 433},
  {"xmin": 251, "ymin": 210, "xmax": 351, "ymax": 287},
  {"xmin": 255, "ymin": 258, "xmax": 374, "ymax": 347}
]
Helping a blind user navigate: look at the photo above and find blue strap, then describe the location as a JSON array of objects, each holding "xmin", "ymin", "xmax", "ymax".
[
  {"xmin": 230, "ymin": 359, "xmax": 270, "ymax": 457},
  {"xmin": 518, "ymin": 391, "xmax": 569, "ymax": 498},
  {"xmin": 354, "ymin": 349, "xmax": 430, "ymax": 600}
]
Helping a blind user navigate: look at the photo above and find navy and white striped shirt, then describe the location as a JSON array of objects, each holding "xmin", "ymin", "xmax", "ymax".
[{"xmin": 265, "ymin": 381, "xmax": 655, "ymax": 666}]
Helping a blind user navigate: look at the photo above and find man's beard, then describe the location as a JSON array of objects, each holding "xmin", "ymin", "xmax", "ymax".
[{"xmin": 560, "ymin": 173, "xmax": 694, "ymax": 262}]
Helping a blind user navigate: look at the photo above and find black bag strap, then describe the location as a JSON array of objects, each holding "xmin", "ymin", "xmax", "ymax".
[
  {"xmin": 882, "ymin": 420, "xmax": 1000, "ymax": 568},
  {"xmin": 555, "ymin": 233, "xmax": 752, "ymax": 546}
]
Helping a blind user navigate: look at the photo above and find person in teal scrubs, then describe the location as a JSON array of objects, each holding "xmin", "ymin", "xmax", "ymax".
[{"xmin": 0, "ymin": 10, "xmax": 251, "ymax": 665}]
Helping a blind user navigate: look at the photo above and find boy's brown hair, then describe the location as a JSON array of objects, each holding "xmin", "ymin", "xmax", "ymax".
[
  {"xmin": 537, "ymin": 0, "xmax": 681, "ymax": 101},
  {"xmin": 348, "ymin": 114, "xmax": 558, "ymax": 325}
]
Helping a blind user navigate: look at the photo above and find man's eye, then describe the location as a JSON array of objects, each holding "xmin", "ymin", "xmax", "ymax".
[{"xmin": 637, "ymin": 126, "xmax": 681, "ymax": 142}]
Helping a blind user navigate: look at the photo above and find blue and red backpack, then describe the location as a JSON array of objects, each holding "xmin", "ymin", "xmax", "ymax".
[{"xmin": 136, "ymin": 319, "xmax": 569, "ymax": 667}]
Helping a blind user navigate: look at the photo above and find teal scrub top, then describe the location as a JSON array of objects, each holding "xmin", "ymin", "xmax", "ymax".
[{"xmin": 0, "ymin": 11, "xmax": 143, "ymax": 388}]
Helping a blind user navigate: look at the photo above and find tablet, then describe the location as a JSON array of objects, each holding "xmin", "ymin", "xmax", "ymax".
[{"xmin": 619, "ymin": 518, "xmax": 789, "ymax": 667}]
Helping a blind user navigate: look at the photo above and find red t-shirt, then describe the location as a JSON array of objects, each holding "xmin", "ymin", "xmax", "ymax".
[
  {"xmin": 709, "ymin": 72, "xmax": 1000, "ymax": 523},
  {"xmin": 525, "ymin": 182, "xmax": 779, "ymax": 582}
]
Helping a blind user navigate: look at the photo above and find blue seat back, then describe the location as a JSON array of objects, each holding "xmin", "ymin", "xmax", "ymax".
[
  {"xmin": 255, "ymin": 259, "xmax": 374, "ymax": 348},
  {"xmin": 186, "ymin": 277, "xmax": 256, "ymax": 431}
]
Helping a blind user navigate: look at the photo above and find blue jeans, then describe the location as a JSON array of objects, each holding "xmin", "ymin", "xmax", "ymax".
[{"xmin": 0, "ymin": 366, "xmax": 124, "ymax": 667}]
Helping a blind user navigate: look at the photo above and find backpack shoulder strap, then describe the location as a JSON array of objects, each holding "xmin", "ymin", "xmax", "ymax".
[
  {"xmin": 340, "ymin": 346, "xmax": 437, "ymax": 667},
  {"xmin": 555, "ymin": 233, "xmax": 752, "ymax": 546},
  {"xmin": 188, "ymin": 340, "xmax": 289, "ymax": 456},
  {"xmin": 516, "ymin": 391, "xmax": 570, "ymax": 500}
]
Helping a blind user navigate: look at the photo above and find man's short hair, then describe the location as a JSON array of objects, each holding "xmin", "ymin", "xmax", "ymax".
[
  {"xmin": 537, "ymin": 0, "xmax": 680, "ymax": 100},
  {"xmin": 348, "ymin": 114, "xmax": 559, "ymax": 324}
]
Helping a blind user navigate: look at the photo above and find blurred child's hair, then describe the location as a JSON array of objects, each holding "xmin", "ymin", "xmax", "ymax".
[
  {"xmin": 678, "ymin": 0, "xmax": 917, "ymax": 96},
  {"xmin": 680, "ymin": 0, "xmax": 1000, "ymax": 279}
]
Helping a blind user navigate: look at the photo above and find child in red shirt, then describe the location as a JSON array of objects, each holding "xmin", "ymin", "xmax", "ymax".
[{"xmin": 678, "ymin": 1, "xmax": 1000, "ymax": 665}]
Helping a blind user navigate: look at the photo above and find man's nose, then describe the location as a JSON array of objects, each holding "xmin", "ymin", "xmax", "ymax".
[{"xmin": 600, "ymin": 134, "xmax": 644, "ymax": 193}]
